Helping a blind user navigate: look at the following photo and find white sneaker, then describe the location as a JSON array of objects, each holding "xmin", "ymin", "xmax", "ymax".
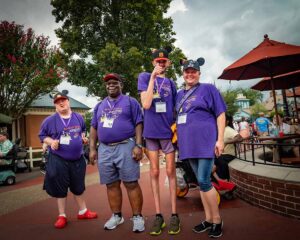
[
  {"xmin": 132, "ymin": 215, "xmax": 145, "ymax": 233},
  {"xmin": 104, "ymin": 214, "xmax": 124, "ymax": 230}
]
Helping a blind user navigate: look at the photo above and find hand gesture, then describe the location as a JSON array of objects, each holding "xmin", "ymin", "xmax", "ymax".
[{"xmin": 50, "ymin": 140, "xmax": 59, "ymax": 150}]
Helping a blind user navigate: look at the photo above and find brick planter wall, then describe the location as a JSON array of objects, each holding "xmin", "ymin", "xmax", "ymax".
[{"xmin": 230, "ymin": 167, "xmax": 300, "ymax": 219}]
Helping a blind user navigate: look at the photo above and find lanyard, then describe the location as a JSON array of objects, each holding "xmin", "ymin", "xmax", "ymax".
[
  {"xmin": 58, "ymin": 112, "xmax": 72, "ymax": 128},
  {"xmin": 155, "ymin": 77, "xmax": 166, "ymax": 95},
  {"xmin": 106, "ymin": 95, "xmax": 122, "ymax": 112},
  {"xmin": 176, "ymin": 83, "xmax": 200, "ymax": 113}
]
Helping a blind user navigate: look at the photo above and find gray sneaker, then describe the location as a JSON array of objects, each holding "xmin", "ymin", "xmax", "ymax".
[
  {"xmin": 150, "ymin": 216, "xmax": 166, "ymax": 235},
  {"xmin": 168, "ymin": 215, "xmax": 181, "ymax": 235},
  {"xmin": 104, "ymin": 214, "xmax": 124, "ymax": 230},
  {"xmin": 132, "ymin": 215, "xmax": 145, "ymax": 233}
]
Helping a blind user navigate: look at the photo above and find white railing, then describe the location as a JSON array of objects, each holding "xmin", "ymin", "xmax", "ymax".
[{"xmin": 27, "ymin": 147, "xmax": 43, "ymax": 168}]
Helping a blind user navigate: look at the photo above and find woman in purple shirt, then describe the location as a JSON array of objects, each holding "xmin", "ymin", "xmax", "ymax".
[{"xmin": 176, "ymin": 58, "xmax": 226, "ymax": 238}]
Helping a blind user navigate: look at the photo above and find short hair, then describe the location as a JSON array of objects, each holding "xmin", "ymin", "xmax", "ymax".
[{"xmin": 0, "ymin": 131, "xmax": 9, "ymax": 138}]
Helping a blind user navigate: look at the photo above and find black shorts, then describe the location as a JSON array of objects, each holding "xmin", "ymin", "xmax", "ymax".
[{"xmin": 43, "ymin": 153, "xmax": 86, "ymax": 198}]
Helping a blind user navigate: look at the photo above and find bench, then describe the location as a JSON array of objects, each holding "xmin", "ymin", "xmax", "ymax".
[{"xmin": 281, "ymin": 157, "xmax": 300, "ymax": 164}]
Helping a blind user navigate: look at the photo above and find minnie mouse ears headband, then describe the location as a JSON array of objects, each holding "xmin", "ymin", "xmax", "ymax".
[
  {"xmin": 151, "ymin": 46, "xmax": 172, "ymax": 61},
  {"xmin": 180, "ymin": 57, "xmax": 205, "ymax": 71}
]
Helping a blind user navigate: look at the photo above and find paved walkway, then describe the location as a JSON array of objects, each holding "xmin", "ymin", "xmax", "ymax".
[{"xmin": 0, "ymin": 164, "xmax": 300, "ymax": 240}]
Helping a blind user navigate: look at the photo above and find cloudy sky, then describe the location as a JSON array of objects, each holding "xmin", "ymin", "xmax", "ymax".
[{"xmin": 1, "ymin": 0, "xmax": 300, "ymax": 107}]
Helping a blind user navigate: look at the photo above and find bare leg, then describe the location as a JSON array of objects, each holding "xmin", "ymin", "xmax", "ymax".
[
  {"xmin": 106, "ymin": 180, "xmax": 122, "ymax": 213},
  {"xmin": 200, "ymin": 188, "xmax": 221, "ymax": 223},
  {"xmin": 73, "ymin": 194, "xmax": 87, "ymax": 211},
  {"xmin": 165, "ymin": 151, "xmax": 177, "ymax": 214},
  {"xmin": 123, "ymin": 181, "xmax": 143, "ymax": 215},
  {"xmin": 148, "ymin": 150, "xmax": 161, "ymax": 214},
  {"xmin": 57, "ymin": 197, "xmax": 67, "ymax": 215}
]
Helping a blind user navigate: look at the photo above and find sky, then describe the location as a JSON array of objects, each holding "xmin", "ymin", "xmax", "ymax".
[{"xmin": 1, "ymin": 0, "xmax": 300, "ymax": 107}]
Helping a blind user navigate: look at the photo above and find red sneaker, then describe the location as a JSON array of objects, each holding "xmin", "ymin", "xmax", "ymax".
[
  {"xmin": 54, "ymin": 216, "xmax": 67, "ymax": 229},
  {"xmin": 77, "ymin": 209, "xmax": 98, "ymax": 220}
]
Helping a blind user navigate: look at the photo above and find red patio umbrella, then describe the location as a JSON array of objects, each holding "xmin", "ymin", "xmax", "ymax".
[
  {"xmin": 218, "ymin": 34, "xmax": 300, "ymax": 125},
  {"xmin": 251, "ymin": 70, "xmax": 300, "ymax": 119}
]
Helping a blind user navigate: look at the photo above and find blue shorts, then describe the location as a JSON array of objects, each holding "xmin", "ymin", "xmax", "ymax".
[
  {"xmin": 145, "ymin": 138, "xmax": 174, "ymax": 154},
  {"xmin": 44, "ymin": 153, "xmax": 86, "ymax": 198},
  {"xmin": 98, "ymin": 139, "xmax": 140, "ymax": 185},
  {"xmin": 189, "ymin": 158, "xmax": 214, "ymax": 192}
]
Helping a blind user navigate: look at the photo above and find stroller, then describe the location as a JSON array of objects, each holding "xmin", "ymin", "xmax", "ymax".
[
  {"xmin": 13, "ymin": 138, "xmax": 31, "ymax": 173},
  {"xmin": 176, "ymin": 160, "xmax": 237, "ymax": 202}
]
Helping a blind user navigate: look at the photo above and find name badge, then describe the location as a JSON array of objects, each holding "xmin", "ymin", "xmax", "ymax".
[
  {"xmin": 60, "ymin": 135, "xmax": 71, "ymax": 145},
  {"xmin": 177, "ymin": 114, "xmax": 187, "ymax": 124},
  {"xmin": 103, "ymin": 118, "xmax": 114, "ymax": 128},
  {"xmin": 155, "ymin": 102, "xmax": 166, "ymax": 113}
]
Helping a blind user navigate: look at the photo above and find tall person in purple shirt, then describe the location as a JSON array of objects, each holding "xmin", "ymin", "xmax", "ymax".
[
  {"xmin": 39, "ymin": 90, "xmax": 97, "ymax": 229},
  {"xmin": 89, "ymin": 73, "xmax": 145, "ymax": 233},
  {"xmin": 138, "ymin": 47, "xmax": 180, "ymax": 235},
  {"xmin": 176, "ymin": 58, "xmax": 226, "ymax": 238}
]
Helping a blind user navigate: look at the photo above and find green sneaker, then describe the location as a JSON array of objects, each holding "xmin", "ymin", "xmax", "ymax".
[
  {"xmin": 150, "ymin": 215, "xmax": 166, "ymax": 235},
  {"xmin": 168, "ymin": 215, "xmax": 181, "ymax": 235}
]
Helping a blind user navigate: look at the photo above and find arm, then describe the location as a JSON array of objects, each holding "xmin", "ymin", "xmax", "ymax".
[
  {"xmin": 132, "ymin": 123, "xmax": 143, "ymax": 161},
  {"xmin": 140, "ymin": 64, "xmax": 163, "ymax": 109},
  {"xmin": 225, "ymin": 134, "xmax": 243, "ymax": 144},
  {"xmin": 215, "ymin": 112, "xmax": 226, "ymax": 157},
  {"xmin": 89, "ymin": 126, "xmax": 98, "ymax": 165}
]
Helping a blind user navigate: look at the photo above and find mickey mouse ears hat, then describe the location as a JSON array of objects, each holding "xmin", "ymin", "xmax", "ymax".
[
  {"xmin": 180, "ymin": 58, "xmax": 205, "ymax": 71},
  {"xmin": 152, "ymin": 46, "xmax": 172, "ymax": 61},
  {"xmin": 51, "ymin": 90, "xmax": 69, "ymax": 103}
]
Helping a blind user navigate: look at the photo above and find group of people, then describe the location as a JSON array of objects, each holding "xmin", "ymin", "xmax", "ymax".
[{"xmin": 39, "ymin": 47, "xmax": 227, "ymax": 238}]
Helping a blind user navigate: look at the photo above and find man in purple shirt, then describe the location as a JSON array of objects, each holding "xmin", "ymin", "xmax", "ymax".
[
  {"xmin": 39, "ymin": 90, "xmax": 97, "ymax": 229},
  {"xmin": 177, "ymin": 58, "xmax": 226, "ymax": 238},
  {"xmin": 137, "ymin": 47, "xmax": 180, "ymax": 235},
  {"xmin": 89, "ymin": 73, "xmax": 145, "ymax": 233}
]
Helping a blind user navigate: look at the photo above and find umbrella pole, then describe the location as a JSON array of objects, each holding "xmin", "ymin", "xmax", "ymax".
[
  {"xmin": 293, "ymin": 87, "xmax": 299, "ymax": 122},
  {"xmin": 271, "ymin": 78, "xmax": 280, "ymax": 126},
  {"xmin": 281, "ymin": 89, "xmax": 289, "ymax": 117}
]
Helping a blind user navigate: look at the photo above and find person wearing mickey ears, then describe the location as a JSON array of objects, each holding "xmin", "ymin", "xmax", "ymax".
[
  {"xmin": 38, "ymin": 90, "xmax": 98, "ymax": 229},
  {"xmin": 176, "ymin": 58, "xmax": 226, "ymax": 238},
  {"xmin": 138, "ymin": 47, "xmax": 180, "ymax": 235},
  {"xmin": 89, "ymin": 73, "xmax": 145, "ymax": 233}
]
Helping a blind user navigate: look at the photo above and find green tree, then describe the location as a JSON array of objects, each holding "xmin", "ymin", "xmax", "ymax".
[
  {"xmin": 221, "ymin": 87, "xmax": 263, "ymax": 116},
  {"xmin": 0, "ymin": 21, "xmax": 66, "ymax": 118},
  {"xmin": 250, "ymin": 103, "xmax": 268, "ymax": 119},
  {"xmin": 221, "ymin": 89, "xmax": 239, "ymax": 116},
  {"xmin": 51, "ymin": 0, "xmax": 185, "ymax": 99}
]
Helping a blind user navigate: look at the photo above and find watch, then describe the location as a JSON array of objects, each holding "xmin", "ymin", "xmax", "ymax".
[{"xmin": 135, "ymin": 144, "xmax": 143, "ymax": 149}]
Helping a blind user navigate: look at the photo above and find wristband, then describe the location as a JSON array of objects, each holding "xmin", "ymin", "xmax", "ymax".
[{"xmin": 135, "ymin": 144, "xmax": 143, "ymax": 149}]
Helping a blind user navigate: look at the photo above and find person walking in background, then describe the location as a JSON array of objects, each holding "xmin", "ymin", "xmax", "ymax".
[
  {"xmin": 89, "ymin": 73, "xmax": 145, "ymax": 233},
  {"xmin": 137, "ymin": 47, "xmax": 180, "ymax": 236},
  {"xmin": 255, "ymin": 112, "xmax": 271, "ymax": 136},
  {"xmin": 239, "ymin": 117, "xmax": 250, "ymax": 139},
  {"xmin": 39, "ymin": 90, "xmax": 97, "ymax": 229},
  {"xmin": 176, "ymin": 57, "xmax": 226, "ymax": 238}
]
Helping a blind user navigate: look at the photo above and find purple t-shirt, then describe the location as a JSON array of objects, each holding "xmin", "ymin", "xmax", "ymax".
[
  {"xmin": 138, "ymin": 72, "xmax": 177, "ymax": 139},
  {"xmin": 91, "ymin": 94, "xmax": 143, "ymax": 144},
  {"xmin": 39, "ymin": 112, "xmax": 86, "ymax": 161},
  {"xmin": 176, "ymin": 83, "xmax": 227, "ymax": 160}
]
